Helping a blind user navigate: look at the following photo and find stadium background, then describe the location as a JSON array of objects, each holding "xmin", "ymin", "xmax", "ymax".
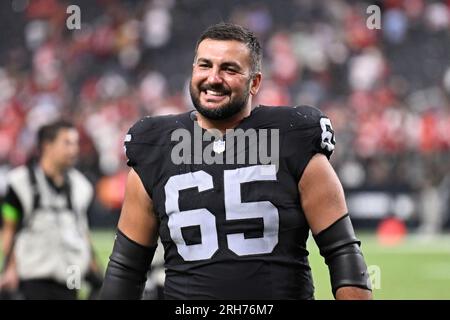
[{"xmin": 1, "ymin": 0, "xmax": 450, "ymax": 299}]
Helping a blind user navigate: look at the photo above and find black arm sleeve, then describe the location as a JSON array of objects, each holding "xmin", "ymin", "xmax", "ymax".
[
  {"xmin": 1, "ymin": 186, "xmax": 24, "ymax": 226},
  {"xmin": 1, "ymin": 187, "xmax": 24, "ymax": 272},
  {"xmin": 284, "ymin": 105, "xmax": 336, "ymax": 181},
  {"xmin": 313, "ymin": 214, "xmax": 371, "ymax": 297},
  {"xmin": 99, "ymin": 229, "xmax": 157, "ymax": 300}
]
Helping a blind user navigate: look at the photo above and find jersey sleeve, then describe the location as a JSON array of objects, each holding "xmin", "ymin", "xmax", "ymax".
[
  {"xmin": 284, "ymin": 105, "xmax": 336, "ymax": 179},
  {"xmin": 123, "ymin": 116, "xmax": 170, "ymax": 197},
  {"xmin": 124, "ymin": 117, "xmax": 154, "ymax": 168},
  {"xmin": 1, "ymin": 186, "xmax": 24, "ymax": 225}
]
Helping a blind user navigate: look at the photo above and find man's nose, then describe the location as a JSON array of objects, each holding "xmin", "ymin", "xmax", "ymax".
[{"xmin": 206, "ymin": 67, "xmax": 223, "ymax": 84}]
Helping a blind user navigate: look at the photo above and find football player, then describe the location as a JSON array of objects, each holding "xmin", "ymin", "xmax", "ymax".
[{"xmin": 100, "ymin": 23, "xmax": 372, "ymax": 300}]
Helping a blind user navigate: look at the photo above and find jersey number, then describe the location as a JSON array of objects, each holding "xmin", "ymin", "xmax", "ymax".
[
  {"xmin": 319, "ymin": 117, "xmax": 336, "ymax": 152},
  {"xmin": 164, "ymin": 165, "xmax": 279, "ymax": 261}
]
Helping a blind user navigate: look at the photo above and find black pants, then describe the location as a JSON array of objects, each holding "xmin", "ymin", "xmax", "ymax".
[{"xmin": 19, "ymin": 279, "xmax": 78, "ymax": 300}]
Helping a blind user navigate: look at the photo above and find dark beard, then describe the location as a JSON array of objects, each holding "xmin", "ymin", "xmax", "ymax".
[{"xmin": 189, "ymin": 80, "xmax": 250, "ymax": 121}]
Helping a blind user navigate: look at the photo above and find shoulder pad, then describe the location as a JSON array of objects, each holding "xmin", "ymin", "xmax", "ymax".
[
  {"xmin": 291, "ymin": 105, "xmax": 326, "ymax": 128},
  {"xmin": 125, "ymin": 113, "xmax": 186, "ymax": 145}
]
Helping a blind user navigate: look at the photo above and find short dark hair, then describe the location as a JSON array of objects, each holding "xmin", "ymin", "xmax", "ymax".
[
  {"xmin": 37, "ymin": 120, "xmax": 75, "ymax": 152},
  {"xmin": 195, "ymin": 22, "xmax": 262, "ymax": 75}
]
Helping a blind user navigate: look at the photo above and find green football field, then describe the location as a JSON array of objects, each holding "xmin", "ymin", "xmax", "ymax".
[
  {"xmin": 2, "ymin": 230, "xmax": 450, "ymax": 299},
  {"xmin": 90, "ymin": 230, "xmax": 450, "ymax": 300}
]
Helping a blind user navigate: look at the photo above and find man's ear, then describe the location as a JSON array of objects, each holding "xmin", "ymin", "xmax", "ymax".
[{"xmin": 250, "ymin": 72, "xmax": 262, "ymax": 96}]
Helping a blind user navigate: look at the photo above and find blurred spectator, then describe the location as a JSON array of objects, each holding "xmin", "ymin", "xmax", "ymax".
[{"xmin": 0, "ymin": 121, "xmax": 102, "ymax": 299}]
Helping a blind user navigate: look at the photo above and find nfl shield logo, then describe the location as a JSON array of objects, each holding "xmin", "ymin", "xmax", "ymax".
[{"xmin": 213, "ymin": 139, "xmax": 226, "ymax": 154}]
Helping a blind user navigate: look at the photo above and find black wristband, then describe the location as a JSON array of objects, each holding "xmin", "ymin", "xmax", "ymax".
[
  {"xmin": 99, "ymin": 229, "xmax": 157, "ymax": 300},
  {"xmin": 313, "ymin": 214, "xmax": 371, "ymax": 297}
]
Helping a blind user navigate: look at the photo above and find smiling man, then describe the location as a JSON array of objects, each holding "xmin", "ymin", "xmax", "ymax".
[
  {"xmin": 189, "ymin": 34, "xmax": 260, "ymax": 128},
  {"xmin": 100, "ymin": 23, "xmax": 372, "ymax": 300}
]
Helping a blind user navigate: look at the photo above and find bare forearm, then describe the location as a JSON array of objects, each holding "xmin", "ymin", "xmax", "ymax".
[
  {"xmin": 335, "ymin": 286, "xmax": 372, "ymax": 300},
  {"xmin": 1, "ymin": 228, "xmax": 13, "ymax": 257},
  {"xmin": 1, "ymin": 225, "xmax": 17, "ymax": 270},
  {"xmin": 5, "ymin": 253, "xmax": 16, "ymax": 272}
]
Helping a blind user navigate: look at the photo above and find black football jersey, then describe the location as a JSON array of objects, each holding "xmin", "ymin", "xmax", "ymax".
[{"xmin": 124, "ymin": 105, "xmax": 335, "ymax": 299}]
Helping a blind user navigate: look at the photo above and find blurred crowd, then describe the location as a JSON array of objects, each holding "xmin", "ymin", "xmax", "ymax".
[{"xmin": 0, "ymin": 0, "xmax": 449, "ymax": 228}]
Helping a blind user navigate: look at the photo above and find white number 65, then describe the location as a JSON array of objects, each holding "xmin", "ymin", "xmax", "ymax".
[{"xmin": 164, "ymin": 165, "xmax": 279, "ymax": 261}]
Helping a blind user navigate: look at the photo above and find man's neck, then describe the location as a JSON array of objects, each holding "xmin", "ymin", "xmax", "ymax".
[
  {"xmin": 39, "ymin": 157, "xmax": 65, "ymax": 187},
  {"xmin": 196, "ymin": 104, "xmax": 253, "ymax": 134}
]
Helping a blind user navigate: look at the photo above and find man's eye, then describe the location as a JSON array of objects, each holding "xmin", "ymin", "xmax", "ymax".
[
  {"xmin": 226, "ymin": 68, "xmax": 237, "ymax": 74},
  {"xmin": 198, "ymin": 64, "xmax": 209, "ymax": 68}
]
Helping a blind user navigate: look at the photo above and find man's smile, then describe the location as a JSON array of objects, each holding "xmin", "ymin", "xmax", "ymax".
[{"xmin": 201, "ymin": 89, "xmax": 230, "ymax": 103}]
